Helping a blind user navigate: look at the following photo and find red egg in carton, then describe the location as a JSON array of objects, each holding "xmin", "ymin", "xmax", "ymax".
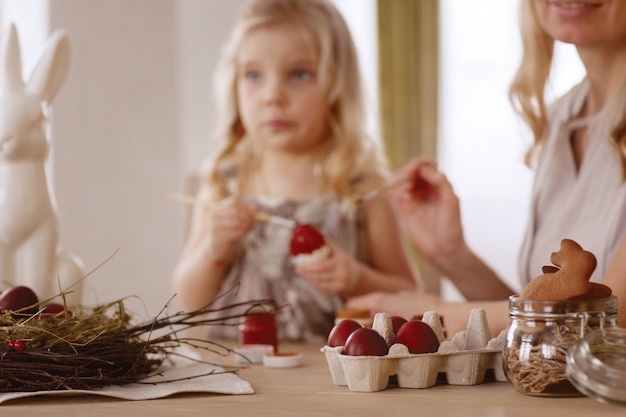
[{"xmin": 321, "ymin": 309, "xmax": 507, "ymax": 392}]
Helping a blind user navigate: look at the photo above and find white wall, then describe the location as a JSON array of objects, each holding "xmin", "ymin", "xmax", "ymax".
[
  {"xmin": 45, "ymin": 0, "xmax": 182, "ymax": 315},
  {"xmin": 178, "ymin": 0, "xmax": 242, "ymax": 173},
  {"xmin": 45, "ymin": 0, "xmax": 247, "ymax": 316}
]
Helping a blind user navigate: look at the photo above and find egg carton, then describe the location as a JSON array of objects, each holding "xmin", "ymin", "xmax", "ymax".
[{"xmin": 321, "ymin": 309, "xmax": 507, "ymax": 392}]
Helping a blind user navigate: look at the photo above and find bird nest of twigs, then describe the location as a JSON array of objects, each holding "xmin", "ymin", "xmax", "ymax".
[{"xmin": 0, "ymin": 293, "xmax": 276, "ymax": 392}]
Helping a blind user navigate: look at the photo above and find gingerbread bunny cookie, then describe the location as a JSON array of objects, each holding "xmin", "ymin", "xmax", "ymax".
[{"xmin": 520, "ymin": 239, "xmax": 611, "ymax": 300}]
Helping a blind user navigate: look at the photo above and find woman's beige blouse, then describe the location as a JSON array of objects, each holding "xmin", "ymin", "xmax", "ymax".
[{"xmin": 519, "ymin": 80, "xmax": 626, "ymax": 285}]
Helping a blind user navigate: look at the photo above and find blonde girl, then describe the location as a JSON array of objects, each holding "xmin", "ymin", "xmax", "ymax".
[{"xmin": 173, "ymin": 0, "xmax": 417, "ymax": 343}]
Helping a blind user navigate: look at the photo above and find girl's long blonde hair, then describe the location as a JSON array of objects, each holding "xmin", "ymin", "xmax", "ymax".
[
  {"xmin": 509, "ymin": 0, "xmax": 626, "ymax": 176},
  {"xmin": 203, "ymin": 0, "xmax": 388, "ymax": 201}
]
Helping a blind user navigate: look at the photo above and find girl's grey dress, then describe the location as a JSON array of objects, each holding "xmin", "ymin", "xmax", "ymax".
[
  {"xmin": 519, "ymin": 79, "xmax": 626, "ymax": 285},
  {"xmin": 205, "ymin": 191, "xmax": 368, "ymax": 344}
]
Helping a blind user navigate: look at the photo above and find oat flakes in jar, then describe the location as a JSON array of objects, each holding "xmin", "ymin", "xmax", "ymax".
[{"xmin": 503, "ymin": 295, "xmax": 617, "ymax": 397}]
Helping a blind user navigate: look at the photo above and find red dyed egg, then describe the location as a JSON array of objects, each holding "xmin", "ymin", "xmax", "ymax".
[
  {"xmin": 41, "ymin": 303, "xmax": 65, "ymax": 314},
  {"xmin": 394, "ymin": 320, "xmax": 440, "ymax": 354},
  {"xmin": 343, "ymin": 327, "xmax": 389, "ymax": 356},
  {"xmin": 290, "ymin": 224, "xmax": 325, "ymax": 256},
  {"xmin": 0, "ymin": 286, "xmax": 39, "ymax": 314},
  {"xmin": 390, "ymin": 316, "xmax": 408, "ymax": 335},
  {"xmin": 327, "ymin": 319, "xmax": 363, "ymax": 347}
]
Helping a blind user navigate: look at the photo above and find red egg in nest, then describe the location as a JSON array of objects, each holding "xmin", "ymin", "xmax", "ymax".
[
  {"xmin": 0, "ymin": 285, "xmax": 39, "ymax": 314},
  {"xmin": 41, "ymin": 303, "xmax": 65, "ymax": 314}
]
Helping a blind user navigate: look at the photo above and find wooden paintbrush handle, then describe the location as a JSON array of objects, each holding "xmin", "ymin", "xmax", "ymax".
[{"xmin": 168, "ymin": 193, "xmax": 296, "ymax": 228}]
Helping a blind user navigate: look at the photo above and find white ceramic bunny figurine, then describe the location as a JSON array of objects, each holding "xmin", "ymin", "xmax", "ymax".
[{"xmin": 0, "ymin": 23, "xmax": 84, "ymax": 305}]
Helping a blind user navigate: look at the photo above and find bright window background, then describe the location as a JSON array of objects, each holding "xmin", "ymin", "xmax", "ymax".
[
  {"xmin": 439, "ymin": 0, "xmax": 585, "ymax": 297},
  {"xmin": 332, "ymin": 0, "xmax": 379, "ymax": 140},
  {"xmin": 0, "ymin": 0, "xmax": 48, "ymax": 77}
]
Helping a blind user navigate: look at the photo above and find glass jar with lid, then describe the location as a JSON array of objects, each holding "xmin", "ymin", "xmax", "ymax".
[
  {"xmin": 503, "ymin": 295, "xmax": 617, "ymax": 397},
  {"xmin": 567, "ymin": 327, "xmax": 626, "ymax": 405}
]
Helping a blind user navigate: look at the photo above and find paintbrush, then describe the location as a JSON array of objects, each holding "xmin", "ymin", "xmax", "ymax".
[
  {"xmin": 167, "ymin": 192, "xmax": 296, "ymax": 228},
  {"xmin": 351, "ymin": 176, "xmax": 411, "ymax": 205}
]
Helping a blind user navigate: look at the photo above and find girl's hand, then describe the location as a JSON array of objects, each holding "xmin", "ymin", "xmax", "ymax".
[
  {"xmin": 390, "ymin": 157, "xmax": 464, "ymax": 265},
  {"xmin": 199, "ymin": 196, "xmax": 256, "ymax": 263},
  {"xmin": 294, "ymin": 239, "xmax": 359, "ymax": 297}
]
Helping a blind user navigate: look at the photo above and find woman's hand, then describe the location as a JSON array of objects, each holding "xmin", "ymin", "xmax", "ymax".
[
  {"xmin": 294, "ymin": 239, "xmax": 359, "ymax": 297},
  {"xmin": 348, "ymin": 291, "xmax": 511, "ymax": 336},
  {"xmin": 390, "ymin": 158, "xmax": 511, "ymax": 300},
  {"xmin": 391, "ymin": 157, "xmax": 464, "ymax": 266},
  {"xmin": 346, "ymin": 290, "xmax": 443, "ymax": 320}
]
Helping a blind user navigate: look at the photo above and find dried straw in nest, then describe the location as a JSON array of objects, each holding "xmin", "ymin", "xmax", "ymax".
[{"xmin": 0, "ymin": 294, "xmax": 277, "ymax": 392}]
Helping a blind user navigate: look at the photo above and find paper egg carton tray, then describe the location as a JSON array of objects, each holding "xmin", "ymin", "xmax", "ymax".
[{"xmin": 321, "ymin": 309, "xmax": 507, "ymax": 392}]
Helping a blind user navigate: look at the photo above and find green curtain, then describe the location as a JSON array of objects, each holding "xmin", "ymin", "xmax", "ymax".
[
  {"xmin": 377, "ymin": 0, "xmax": 439, "ymax": 168},
  {"xmin": 377, "ymin": 0, "xmax": 440, "ymax": 294}
]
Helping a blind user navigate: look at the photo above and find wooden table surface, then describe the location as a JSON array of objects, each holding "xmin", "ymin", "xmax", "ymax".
[{"xmin": 1, "ymin": 342, "xmax": 624, "ymax": 417}]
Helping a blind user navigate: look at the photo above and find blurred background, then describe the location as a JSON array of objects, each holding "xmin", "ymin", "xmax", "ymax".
[{"xmin": 0, "ymin": 0, "xmax": 584, "ymax": 317}]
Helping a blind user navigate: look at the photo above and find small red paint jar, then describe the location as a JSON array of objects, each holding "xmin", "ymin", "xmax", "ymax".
[{"xmin": 239, "ymin": 310, "xmax": 278, "ymax": 352}]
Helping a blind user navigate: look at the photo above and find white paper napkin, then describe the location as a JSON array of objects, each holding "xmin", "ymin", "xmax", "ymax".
[{"xmin": 0, "ymin": 349, "xmax": 253, "ymax": 404}]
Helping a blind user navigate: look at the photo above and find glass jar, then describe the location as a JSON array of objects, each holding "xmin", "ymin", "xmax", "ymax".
[
  {"xmin": 567, "ymin": 327, "xmax": 626, "ymax": 406},
  {"xmin": 503, "ymin": 295, "xmax": 617, "ymax": 397},
  {"xmin": 239, "ymin": 310, "xmax": 278, "ymax": 352}
]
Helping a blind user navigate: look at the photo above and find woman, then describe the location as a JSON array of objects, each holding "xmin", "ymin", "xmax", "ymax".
[{"xmin": 348, "ymin": 0, "xmax": 626, "ymax": 335}]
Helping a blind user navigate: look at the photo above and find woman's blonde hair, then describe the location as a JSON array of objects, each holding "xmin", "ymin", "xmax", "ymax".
[
  {"xmin": 203, "ymin": 0, "xmax": 388, "ymax": 201},
  {"xmin": 509, "ymin": 0, "xmax": 626, "ymax": 176}
]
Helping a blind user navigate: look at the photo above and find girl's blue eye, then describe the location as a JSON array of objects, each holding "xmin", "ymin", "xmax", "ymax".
[
  {"xmin": 292, "ymin": 70, "xmax": 312, "ymax": 81},
  {"xmin": 244, "ymin": 70, "xmax": 261, "ymax": 81}
]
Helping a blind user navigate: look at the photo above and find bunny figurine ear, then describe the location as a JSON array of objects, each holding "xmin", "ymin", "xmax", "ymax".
[
  {"xmin": 26, "ymin": 28, "xmax": 70, "ymax": 103},
  {"xmin": 0, "ymin": 22, "xmax": 25, "ymax": 92}
]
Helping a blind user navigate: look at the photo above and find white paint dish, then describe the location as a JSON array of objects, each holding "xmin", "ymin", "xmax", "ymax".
[
  {"xmin": 234, "ymin": 344, "xmax": 274, "ymax": 364},
  {"xmin": 263, "ymin": 352, "xmax": 303, "ymax": 368}
]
